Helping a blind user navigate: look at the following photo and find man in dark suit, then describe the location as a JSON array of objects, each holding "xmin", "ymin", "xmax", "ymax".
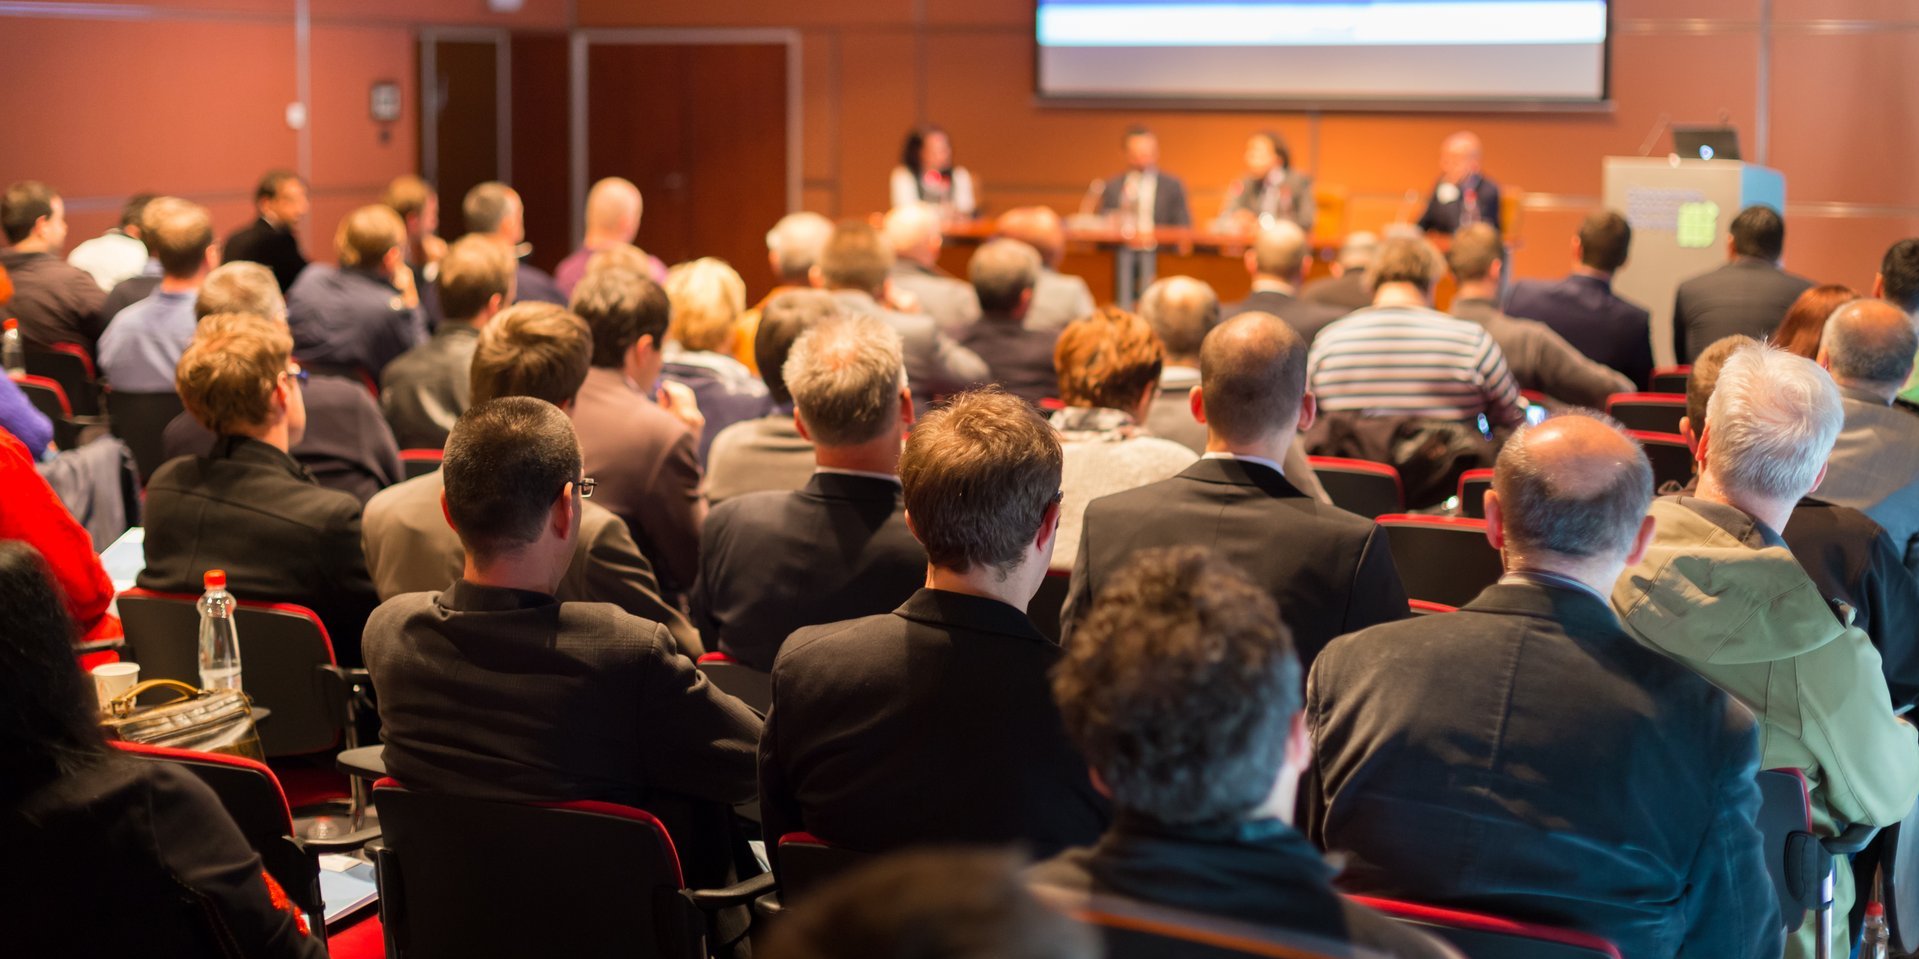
[
  {"xmin": 1307, "ymin": 412, "xmax": 1781, "ymax": 957},
  {"xmin": 1502, "ymin": 210, "xmax": 1655, "ymax": 388},
  {"xmin": 1223, "ymin": 221, "xmax": 1347, "ymax": 344},
  {"xmin": 1062, "ymin": 312, "xmax": 1403, "ymax": 667},
  {"xmin": 362, "ymin": 396, "xmax": 761, "ymax": 889},
  {"xmin": 1096, "ymin": 126, "xmax": 1192, "ymax": 228},
  {"xmin": 815, "ymin": 221, "xmax": 987, "ymax": 414},
  {"xmin": 1415, "ymin": 132, "xmax": 1501, "ymax": 236},
  {"xmin": 1220, "ymin": 131, "xmax": 1316, "ymax": 233},
  {"xmin": 139, "ymin": 312, "xmax": 380, "ymax": 665},
  {"xmin": 884, "ymin": 202, "xmax": 979, "ymax": 334},
  {"xmin": 760, "ymin": 389, "xmax": 1110, "ymax": 865},
  {"xmin": 959, "ymin": 238, "xmax": 1061, "ymax": 406},
  {"xmin": 705, "ymin": 289, "xmax": 836, "ymax": 504},
  {"xmin": 1300, "ymin": 230, "xmax": 1378, "ymax": 313},
  {"xmin": 1030, "ymin": 548, "xmax": 1454, "ymax": 958},
  {"xmin": 221, "ymin": 170, "xmax": 309, "ymax": 293},
  {"xmin": 379, "ymin": 235, "xmax": 513, "ymax": 450},
  {"xmin": 463, "ymin": 181, "xmax": 566, "ymax": 307},
  {"xmin": 692, "ymin": 315, "xmax": 925, "ymax": 671},
  {"xmin": 994, "ymin": 207, "xmax": 1096, "ymax": 333},
  {"xmin": 1672, "ymin": 204, "xmax": 1814, "ymax": 362}
]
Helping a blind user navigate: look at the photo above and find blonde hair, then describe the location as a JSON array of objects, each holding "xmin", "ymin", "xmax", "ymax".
[
  {"xmin": 176, "ymin": 313, "xmax": 293, "ymax": 435},
  {"xmin": 335, "ymin": 204, "xmax": 407, "ymax": 269},
  {"xmin": 664, "ymin": 257, "xmax": 747, "ymax": 353}
]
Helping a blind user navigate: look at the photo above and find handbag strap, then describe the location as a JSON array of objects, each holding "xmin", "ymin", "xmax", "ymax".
[{"xmin": 108, "ymin": 678, "xmax": 205, "ymax": 718}]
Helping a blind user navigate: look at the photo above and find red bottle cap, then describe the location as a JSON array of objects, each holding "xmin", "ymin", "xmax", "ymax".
[
  {"xmin": 1867, "ymin": 901, "xmax": 1886, "ymax": 917},
  {"xmin": 203, "ymin": 569, "xmax": 227, "ymax": 589},
  {"xmin": 2, "ymin": 318, "xmax": 15, "ymax": 331}
]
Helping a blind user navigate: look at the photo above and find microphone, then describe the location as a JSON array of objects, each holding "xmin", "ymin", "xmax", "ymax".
[
  {"xmin": 1079, "ymin": 178, "xmax": 1106, "ymax": 218},
  {"xmin": 1638, "ymin": 112, "xmax": 1671, "ymax": 157}
]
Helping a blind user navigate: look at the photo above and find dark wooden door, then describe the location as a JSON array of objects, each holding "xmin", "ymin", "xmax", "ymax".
[{"xmin": 424, "ymin": 39, "xmax": 499, "ymax": 239}]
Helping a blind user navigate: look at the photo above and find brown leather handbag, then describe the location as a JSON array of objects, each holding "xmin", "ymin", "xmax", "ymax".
[{"xmin": 101, "ymin": 678, "xmax": 265, "ymax": 762}]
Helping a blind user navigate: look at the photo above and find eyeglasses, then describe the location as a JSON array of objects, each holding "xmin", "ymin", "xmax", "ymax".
[
  {"xmin": 282, "ymin": 364, "xmax": 309, "ymax": 388},
  {"xmin": 576, "ymin": 476, "xmax": 596, "ymax": 499}
]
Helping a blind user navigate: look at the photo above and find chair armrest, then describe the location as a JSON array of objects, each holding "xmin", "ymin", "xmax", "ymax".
[
  {"xmin": 751, "ymin": 891, "xmax": 784, "ymax": 920},
  {"xmin": 1824, "ymin": 822, "xmax": 1878, "ymax": 856},
  {"xmin": 681, "ymin": 871, "xmax": 777, "ymax": 912},
  {"xmin": 336, "ymin": 745, "xmax": 387, "ymax": 781}
]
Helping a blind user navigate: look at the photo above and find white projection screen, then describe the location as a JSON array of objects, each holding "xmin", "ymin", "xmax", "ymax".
[{"xmin": 1035, "ymin": 1, "xmax": 1610, "ymax": 109}]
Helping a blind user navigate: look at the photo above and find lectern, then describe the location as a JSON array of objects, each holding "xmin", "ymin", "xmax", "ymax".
[{"xmin": 1601, "ymin": 157, "xmax": 1786, "ymax": 368}]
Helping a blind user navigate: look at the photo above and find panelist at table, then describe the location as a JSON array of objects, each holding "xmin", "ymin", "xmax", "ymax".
[
  {"xmin": 890, "ymin": 126, "xmax": 976, "ymax": 222},
  {"xmin": 1417, "ymin": 131, "xmax": 1502, "ymax": 237},
  {"xmin": 1095, "ymin": 125, "xmax": 1192, "ymax": 229},
  {"xmin": 1221, "ymin": 131, "xmax": 1314, "ymax": 234}
]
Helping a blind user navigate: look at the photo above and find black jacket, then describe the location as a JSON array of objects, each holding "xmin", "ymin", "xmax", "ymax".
[
  {"xmin": 691, "ymin": 472, "xmax": 927, "ymax": 672},
  {"xmin": 1223, "ymin": 288, "xmax": 1349, "ymax": 346},
  {"xmin": 1307, "ymin": 581, "xmax": 1782, "ymax": 959},
  {"xmin": 1672, "ymin": 256, "xmax": 1814, "ymax": 362},
  {"xmin": 960, "ymin": 309, "xmax": 1064, "ymax": 406},
  {"xmin": 161, "ymin": 373, "xmax": 403, "ymax": 505},
  {"xmin": 1098, "ymin": 171, "xmax": 1193, "ymax": 227},
  {"xmin": 1503, "ymin": 273, "xmax": 1654, "ymax": 388},
  {"xmin": 760, "ymin": 588, "xmax": 1109, "ymax": 866},
  {"xmin": 1416, "ymin": 174, "xmax": 1502, "ymax": 236},
  {"xmin": 1784, "ymin": 497, "xmax": 1919, "ymax": 709},
  {"xmin": 222, "ymin": 216, "xmax": 308, "ymax": 293},
  {"xmin": 1062, "ymin": 457, "xmax": 1407, "ymax": 669}
]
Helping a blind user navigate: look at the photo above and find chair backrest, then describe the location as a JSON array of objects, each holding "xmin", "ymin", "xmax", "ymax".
[
  {"xmin": 694, "ymin": 652, "xmax": 771, "ymax": 715},
  {"xmin": 1375, "ymin": 514, "xmax": 1501, "ymax": 608},
  {"xmin": 1648, "ymin": 366, "xmax": 1691, "ymax": 394},
  {"xmin": 116, "ymin": 588, "xmax": 344, "ymax": 756},
  {"xmin": 24, "ymin": 343, "xmax": 101, "ymax": 416},
  {"xmin": 1408, "ymin": 599, "xmax": 1457, "ymax": 615},
  {"xmin": 1029, "ymin": 568, "xmax": 1071, "ymax": 643},
  {"xmin": 1349, "ymin": 896, "xmax": 1621, "ymax": 959},
  {"xmin": 399, "ymin": 449, "xmax": 443, "ymax": 480},
  {"xmin": 1456, "ymin": 468, "xmax": 1494, "ymax": 519},
  {"xmin": 1755, "ymin": 767, "xmax": 1817, "ymax": 932},
  {"xmin": 1624, "ymin": 430, "xmax": 1695, "ymax": 490},
  {"xmin": 372, "ymin": 779, "xmax": 702, "ymax": 959},
  {"xmin": 106, "ymin": 390, "xmax": 188, "ymax": 484},
  {"xmin": 12, "ymin": 373, "xmax": 79, "ymax": 450},
  {"xmin": 1604, "ymin": 392, "xmax": 1686, "ymax": 434},
  {"xmin": 776, "ymin": 832, "xmax": 873, "ymax": 907},
  {"xmin": 1308, "ymin": 456, "xmax": 1404, "ymax": 519}
]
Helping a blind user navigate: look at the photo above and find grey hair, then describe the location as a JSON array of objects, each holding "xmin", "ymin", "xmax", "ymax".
[
  {"xmin": 1493, "ymin": 410, "xmax": 1653, "ymax": 560},
  {"xmin": 1822, "ymin": 299, "xmax": 1919, "ymax": 388},
  {"xmin": 195, "ymin": 261, "xmax": 287, "ymax": 324},
  {"xmin": 882, "ymin": 202, "xmax": 942, "ymax": 253},
  {"xmin": 1137, "ymin": 276, "xmax": 1219, "ymax": 359},
  {"xmin": 765, "ymin": 211, "xmax": 834, "ymax": 281},
  {"xmin": 1251, "ymin": 221, "xmax": 1310, "ymax": 279},
  {"xmin": 1705, "ymin": 343, "xmax": 1844, "ymax": 502},
  {"xmin": 462, "ymin": 181, "xmax": 518, "ymax": 235},
  {"xmin": 783, "ymin": 314, "xmax": 907, "ymax": 447},
  {"xmin": 968, "ymin": 239, "xmax": 1041, "ymax": 313}
]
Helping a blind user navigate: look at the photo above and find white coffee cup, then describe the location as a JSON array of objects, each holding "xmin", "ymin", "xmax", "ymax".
[{"xmin": 93, "ymin": 662, "xmax": 141, "ymax": 711}]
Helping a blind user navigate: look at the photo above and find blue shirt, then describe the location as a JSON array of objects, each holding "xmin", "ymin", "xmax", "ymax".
[
  {"xmin": 0, "ymin": 374, "xmax": 54, "ymax": 456},
  {"xmin": 97, "ymin": 288, "xmax": 199, "ymax": 393}
]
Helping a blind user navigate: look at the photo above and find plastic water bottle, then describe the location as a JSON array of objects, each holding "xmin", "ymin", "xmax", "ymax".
[
  {"xmin": 197, "ymin": 570, "xmax": 243, "ymax": 692},
  {"xmin": 1862, "ymin": 900, "xmax": 1890, "ymax": 959},
  {"xmin": 2, "ymin": 318, "xmax": 23, "ymax": 375}
]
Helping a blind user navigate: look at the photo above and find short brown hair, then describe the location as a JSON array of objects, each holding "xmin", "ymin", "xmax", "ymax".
[
  {"xmin": 382, "ymin": 174, "xmax": 434, "ymax": 221},
  {"xmin": 1199, "ymin": 312, "xmax": 1308, "ymax": 444},
  {"xmin": 1446, "ymin": 223, "xmax": 1502, "ymax": 283},
  {"xmin": 438, "ymin": 235, "xmax": 515, "ymax": 322},
  {"xmin": 334, "ymin": 204, "xmax": 406, "ymax": 269},
  {"xmin": 664, "ymin": 257, "xmax": 747, "ymax": 353},
  {"xmin": 196, "ymin": 262, "xmax": 285, "ymax": 322},
  {"xmin": 899, "ymin": 389, "xmax": 1062, "ymax": 575},
  {"xmin": 1364, "ymin": 236, "xmax": 1446, "ymax": 296},
  {"xmin": 469, "ymin": 302, "xmax": 592, "ymax": 406},
  {"xmin": 571, "ymin": 268, "xmax": 671, "ymax": 368},
  {"xmin": 176, "ymin": 313, "xmax": 293, "ymax": 435},
  {"xmin": 1054, "ymin": 306, "xmax": 1164, "ymax": 411},
  {"xmin": 818, "ymin": 221, "xmax": 893, "ymax": 294},
  {"xmin": 1577, "ymin": 210, "xmax": 1632, "ymax": 273},
  {"xmin": 442, "ymin": 397, "xmax": 582, "ymax": 567},
  {"xmin": 2, "ymin": 181, "xmax": 56, "ymax": 245},
  {"xmin": 144, "ymin": 197, "xmax": 215, "ymax": 279}
]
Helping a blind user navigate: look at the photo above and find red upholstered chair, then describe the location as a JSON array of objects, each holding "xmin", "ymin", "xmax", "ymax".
[
  {"xmin": 12, "ymin": 372, "xmax": 80, "ymax": 450},
  {"xmin": 775, "ymin": 832, "xmax": 874, "ymax": 907},
  {"xmin": 1456, "ymin": 468, "xmax": 1494, "ymax": 519},
  {"xmin": 1629, "ymin": 430, "xmax": 1696, "ymax": 491},
  {"xmin": 1308, "ymin": 456, "xmax": 1404, "ymax": 519},
  {"xmin": 1349, "ymin": 896, "xmax": 1621, "ymax": 958},
  {"xmin": 399, "ymin": 449, "xmax": 443, "ymax": 480},
  {"xmin": 1649, "ymin": 366, "xmax": 1691, "ymax": 394},
  {"xmin": 1604, "ymin": 393, "xmax": 1686, "ymax": 435},
  {"xmin": 1375, "ymin": 515, "xmax": 1502, "ymax": 609},
  {"xmin": 1039, "ymin": 889, "xmax": 1355, "ymax": 959},
  {"xmin": 369, "ymin": 779, "xmax": 772, "ymax": 959},
  {"xmin": 24, "ymin": 342, "xmax": 102, "ymax": 417},
  {"xmin": 695, "ymin": 651, "xmax": 771, "ymax": 715}
]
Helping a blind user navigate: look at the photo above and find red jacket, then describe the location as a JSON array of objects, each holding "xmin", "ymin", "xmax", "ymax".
[{"xmin": 0, "ymin": 431, "xmax": 118, "ymax": 640}]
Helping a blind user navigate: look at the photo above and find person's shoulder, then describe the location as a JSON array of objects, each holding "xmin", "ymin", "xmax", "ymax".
[
  {"xmin": 365, "ymin": 470, "xmax": 439, "ymax": 519},
  {"xmin": 1316, "ymin": 611, "xmax": 1451, "ymax": 672},
  {"xmin": 776, "ymin": 611, "xmax": 901, "ymax": 669},
  {"xmin": 550, "ymin": 599, "xmax": 680, "ymax": 658}
]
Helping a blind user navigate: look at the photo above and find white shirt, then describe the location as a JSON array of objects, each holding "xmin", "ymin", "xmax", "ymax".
[
  {"xmin": 67, "ymin": 230, "xmax": 149, "ymax": 292},
  {"xmin": 1200, "ymin": 450, "xmax": 1286, "ymax": 477},
  {"xmin": 1124, "ymin": 170, "xmax": 1159, "ymax": 228}
]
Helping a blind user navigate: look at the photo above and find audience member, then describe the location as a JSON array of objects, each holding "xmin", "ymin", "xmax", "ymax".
[
  {"xmin": 162, "ymin": 262, "xmax": 403, "ymax": 503},
  {"xmin": 0, "ymin": 432, "xmax": 118, "ymax": 641},
  {"xmin": 139, "ymin": 312, "xmax": 381, "ymax": 664},
  {"xmin": 1612, "ymin": 342, "xmax": 1919, "ymax": 956},
  {"xmin": 1049, "ymin": 306, "xmax": 1197, "ymax": 570},
  {"xmin": 1672, "ymin": 204, "xmax": 1814, "ymax": 361},
  {"xmin": 993, "ymin": 206, "xmax": 1096, "ymax": 333},
  {"xmin": 66, "ymin": 192, "xmax": 153, "ymax": 291},
  {"xmin": 1447, "ymin": 223, "xmax": 1631, "ymax": 408},
  {"xmin": 1876, "ymin": 238, "xmax": 1919, "ymax": 404},
  {"xmin": 691, "ymin": 315, "xmax": 924, "ymax": 671},
  {"xmin": 1223, "ymin": 221, "xmax": 1346, "ymax": 343},
  {"xmin": 704, "ymin": 289, "xmax": 838, "ymax": 504},
  {"xmin": 98, "ymin": 196, "xmax": 165, "ymax": 326},
  {"xmin": 662, "ymin": 257, "xmax": 773, "ymax": 461},
  {"xmin": 1416, "ymin": 132, "xmax": 1501, "ymax": 236},
  {"xmin": 760, "ymin": 389, "xmax": 1109, "ymax": 863},
  {"xmin": 814, "ymin": 220, "xmax": 987, "ymax": 412},
  {"xmin": 889, "ymin": 126, "xmax": 978, "ymax": 221},
  {"xmin": 463, "ymin": 181, "xmax": 565, "ymax": 305},
  {"xmin": 1036, "ymin": 547, "xmax": 1452, "ymax": 957},
  {"xmin": 2, "ymin": 542, "xmax": 325, "ymax": 959},
  {"xmin": 1300, "ymin": 229, "xmax": 1378, "ymax": 312},
  {"xmin": 97, "ymin": 197, "xmax": 216, "ymax": 392},
  {"xmin": 959, "ymin": 238, "xmax": 1059, "ymax": 405},
  {"xmin": 883, "ymin": 203, "xmax": 980, "ymax": 333},
  {"xmin": 363, "ymin": 396, "xmax": 759, "ymax": 887},
  {"xmin": 379, "ymin": 234, "xmax": 513, "ymax": 449},
  {"xmin": 554, "ymin": 176, "xmax": 662, "ymax": 299},
  {"xmin": 1772, "ymin": 283, "xmax": 1858, "ymax": 360},
  {"xmin": 1, "ymin": 180, "xmax": 106, "ymax": 353},
  {"xmin": 737, "ymin": 211, "xmax": 835, "ymax": 374},
  {"xmin": 222, "ymin": 169, "xmax": 310, "ymax": 293},
  {"xmin": 1312, "ymin": 412, "xmax": 1781, "ymax": 956},
  {"xmin": 1503, "ymin": 209, "xmax": 1654, "ymax": 388},
  {"xmin": 1096, "ymin": 125, "xmax": 1192, "ymax": 227},
  {"xmin": 380, "ymin": 174, "xmax": 446, "ymax": 298},
  {"xmin": 285, "ymin": 204, "xmax": 426, "ymax": 379},
  {"xmin": 1137, "ymin": 275, "xmax": 1216, "ymax": 451},
  {"xmin": 1222, "ymin": 131, "xmax": 1315, "ymax": 231},
  {"xmin": 568, "ymin": 267, "xmax": 706, "ymax": 596},
  {"xmin": 1813, "ymin": 299, "xmax": 1919, "ymax": 577},
  {"xmin": 1065, "ymin": 311, "xmax": 1403, "ymax": 667}
]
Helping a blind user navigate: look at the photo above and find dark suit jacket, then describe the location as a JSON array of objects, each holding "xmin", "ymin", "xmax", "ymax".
[
  {"xmin": 1223, "ymin": 288, "xmax": 1348, "ymax": 345},
  {"xmin": 514, "ymin": 261, "xmax": 567, "ymax": 306},
  {"xmin": 1307, "ymin": 582, "xmax": 1781, "ymax": 959},
  {"xmin": 1062, "ymin": 457, "xmax": 1406, "ymax": 669},
  {"xmin": 1098, "ymin": 170, "xmax": 1193, "ymax": 227},
  {"xmin": 1299, "ymin": 271, "xmax": 1373, "ymax": 313},
  {"xmin": 1673, "ymin": 256, "xmax": 1815, "ymax": 362},
  {"xmin": 1416, "ymin": 174, "xmax": 1501, "ymax": 236},
  {"xmin": 703, "ymin": 412, "xmax": 815, "ymax": 505},
  {"xmin": 961, "ymin": 310, "xmax": 1063, "ymax": 406},
  {"xmin": 221, "ymin": 216, "xmax": 308, "ymax": 293},
  {"xmin": 1503, "ymin": 273, "xmax": 1654, "ymax": 388},
  {"xmin": 570, "ymin": 367, "xmax": 705, "ymax": 596},
  {"xmin": 162, "ymin": 373, "xmax": 403, "ymax": 505},
  {"xmin": 760, "ymin": 589, "xmax": 1110, "ymax": 866},
  {"xmin": 1784, "ymin": 497, "xmax": 1919, "ymax": 709},
  {"xmin": 138, "ymin": 435, "xmax": 380, "ymax": 665},
  {"xmin": 691, "ymin": 472, "xmax": 927, "ymax": 672}
]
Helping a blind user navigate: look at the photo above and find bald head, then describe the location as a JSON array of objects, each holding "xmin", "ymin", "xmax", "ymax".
[
  {"xmin": 996, "ymin": 206, "xmax": 1066, "ymax": 267},
  {"xmin": 1249, "ymin": 221, "xmax": 1310, "ymax": 282},
  {"xmin": 584, "ymin": 177, "xmax": 642, "ymax": 243},
  {"xmin": 883, "ymin": 204, "xmax": 943, "ymax": 266},
  {"xmin": 1441, "ymin": 132, "xmax": 1483, "ymax": 184},
  {"xmin": 1820, "ymin": 298, "xmax": 1918, "ymax": 395},
  {"xmin": 1138, "ymin": 276, "xmax": 1219, "ymax": 362},
  {"xmin": 1492, "ymin": 412, "xmax": 1653, "ymax": 568},
  {"xmin": 1198, "ymin": 312, "xmax": 1308, "ymax": 446}
]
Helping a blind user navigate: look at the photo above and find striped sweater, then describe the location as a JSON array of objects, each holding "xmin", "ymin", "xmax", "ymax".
[{"xmin": 1306, "ymin": 305, "xmax": 1525, "ymax": 427}]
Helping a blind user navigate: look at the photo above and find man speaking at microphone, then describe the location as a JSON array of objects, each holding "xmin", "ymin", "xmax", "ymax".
[{"xmin": 1417, "ymin": 131, "xmax": 1502, "ymax": 237}]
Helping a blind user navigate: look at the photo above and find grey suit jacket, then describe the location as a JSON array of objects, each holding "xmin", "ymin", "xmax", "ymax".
[
  {"xmin": 889, "ymin": 260, "xmax": 981, "ymax": 336},
  {"xmin": 703, "ymin": 413, "xmax": 816, "ymax": 505},
  {"xmin": 830, "ymin": 289, "xmax": 988, "ymax": 411},
  {"xmin": 570, "ymin": 367, "xmax": 706, "ymax": 595},
  {"xmin": 1672, "ymin": 257, "xmax": 1815, "ymax": 362},
  {"xmin": 378, "ymin": 324, "xmax": 478, "ymax": 450},
  {"xmin": 1025, "ymin": 269, "xmax": 1097, "ymax": 333},
  {"xmin": 1451, "ymin": 298, "xmax": 1632, "ymax": 408},
  {"xmin": 360, "ymin": 470, "xmax": 702, "ymax": 655},
  {"xmin": 1817, "ymin": 389, "xmax": 1919, "ymax": 577}
]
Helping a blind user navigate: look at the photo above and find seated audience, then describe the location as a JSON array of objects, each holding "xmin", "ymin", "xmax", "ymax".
[
  {"xmin": 1312, "ymin": 412, "xmax": 1781, "ymax": 956},
  {"xmin": 1772, "ymin": 283, "xmax": 1858, "ymax": 360},
  {"xmin": 163, "ymin": 263, "xmax": 402, "ymax": 503},
  {"xmin": 1, "ymin": 180, "xmax": 106, "ymax": 354},
  {"xmin": 1049, "ymin": 306, "xmax": 1197, "ymax": 570},
  {"xmin": 884, "ymin": 203, "xmax": 980, "ymax": 333},
  {"xmin": 360, "ymin": 301, "xmax": 698, "ymax": 654},
  {"xmin": 568, "ymin": 266, "xmax": 706, "ymax": 596},
  {"xmin": 1223, "ymin": 221, "xmax": 1346, "ymax": 344},
  {"xmin": 2, "ymin": 542, "xmax": 325, "ymax": 959},
  {"xmin": 814, "ymin": 220, "xmax": 987, "ymax": 412},
  {"xmin": 993, "ymin": 206, "xmax": 1095, "ymax": 333},
  {"xmin": 363, "ymin": 396, "xmax": 759, "ymax": 887},
  {"xmin": 1063, "ymin": 312, "xmax": 1405, "ymax": 666},
  {"xmin": 285, "ymin": 204, "xmax": 426, "ymax": 379},
  {"xmin": 737, "ymin": 211, "xmax": 836, "ymax": 374},
  {"xmin": 463, "ymin": 181, "xmax": 565, "ymax": 305},
  {"xmin": 760, "ymin": 389, "xmax": 1109, "ymax": 862},
  {"xmin": 0, "ymin": 432, "xmax": 118, "ymax": 641},
  {"xmin": 1446, "ymin": 223, "xmax": 1631, "ymax": 408},
  {"xmin": 1137, "ymin": 276, "xmax": 1216, "ymax": 452},
  {"xmin": 1672, "ymin": 204, "xmax": 1814, "ymax": 362},
  {"xmin": 1300, "ymin": 230, "xmax": 1377, "ymax": 313},
  {"xmin": 662, "ymin": 257, "xmax": 774, "ymax": 461},
  {"xmin": 66, "ymin": 193, "xmax": 152, "ymax": 291},
  {"xmin": 704, "ymin": 289, "xmax": 838, "ymax": 504},
  {"xmin": 1813, "ymin": 299, "xmax": 1919, "ymax": 578},
  {"xmin": 139, "ymin": 312, "xmax": 381, "ymax": 664},
  {"xmin": 554, "ymin": 176, "xmax": 663, "ymax": 299},
  {"xmin": 692, "ymin": 315, "xmax": 923, "ymax": 671},
  {"xmin": 1872, "ymin": 239, "xmax": 1919, "ymax": 403},
  {"xmin": 381, "ymin": 174, "xmax": 447, "ymax": 310},
  {"xmin": 1035, "ymin": 547, "xmax": 1452, "ymax": 957},
  {"xmin": 97, "ymin": 197, "xmax": 215, "ymax": 392},
  {"xmin": 889, "ymin": 126, "xmax": 977, "ymax": 221},
  {"xmin": 222, "ymin": 169, "xmax": 309, "ymax": 293},
  {"xmin": 959, "ymin": 238, "xmax": 1060, "ymax": 406},
  {"xmin": 379, "ymin": 234, "xmax": 514, "ymax": 449},
  {"xmin": 1502, "ymin": 210, "xmax": 1653, "ymax": 388},
  {"xmin": 1612, "ymin": 342, "xmax": 1919, "ymax": 956}
]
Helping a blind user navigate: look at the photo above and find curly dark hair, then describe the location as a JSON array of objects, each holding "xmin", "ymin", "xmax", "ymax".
[{"xmin": 1053, "ymin": 546, "xmax": 1301, "ymax": 825}]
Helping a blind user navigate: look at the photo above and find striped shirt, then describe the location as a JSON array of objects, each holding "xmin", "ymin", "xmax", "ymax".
[{"xmin": 1307, "ymin": 305, "xmax": 1525, "ymax": 427}]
